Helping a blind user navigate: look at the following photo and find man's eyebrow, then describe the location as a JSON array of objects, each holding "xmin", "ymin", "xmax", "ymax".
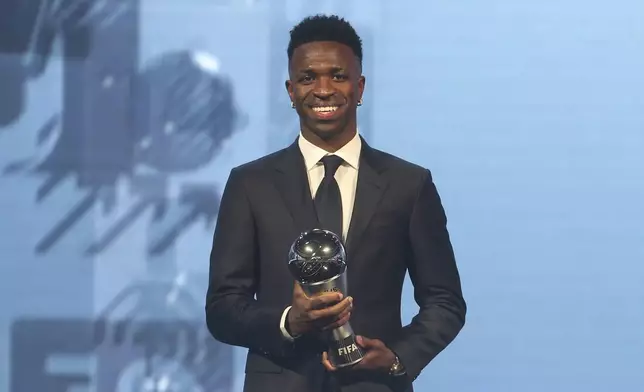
[{"xmin": 296, "ymin": 66, "xmax": 346, "ymax": 73}]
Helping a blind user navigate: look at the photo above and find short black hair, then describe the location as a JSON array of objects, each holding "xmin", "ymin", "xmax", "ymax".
[{"xmin": 287, "ymin": 14, "xmax": 363, "ymax": 66}]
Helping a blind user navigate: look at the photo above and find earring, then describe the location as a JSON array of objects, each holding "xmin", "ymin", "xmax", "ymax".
[
  {"xmin": 357, "ymin": 99, "xmax": 363, "ymax": 106},
  {"xmin": 291, "ymin": 102, "xmax": 295, "ymax": 108}
]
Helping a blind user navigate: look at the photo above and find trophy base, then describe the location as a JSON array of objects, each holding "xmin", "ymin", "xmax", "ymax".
[{"xmin": 328, "ymin": 334, "xmax": 364, "ymax": 368}]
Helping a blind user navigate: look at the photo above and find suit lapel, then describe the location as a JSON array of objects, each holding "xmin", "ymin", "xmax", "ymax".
[
  {"xmin": 271, "ymin": 140, "xmax": 320, "ymax": 233},
  {"xmin": 345, "ymin": 138, "xmax": 388, "ymax": 254}
]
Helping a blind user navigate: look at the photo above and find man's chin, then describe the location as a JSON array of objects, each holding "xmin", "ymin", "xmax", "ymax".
[{"xmin": 311, "ymin": 127, "xmax": 344, "ymax": 141}]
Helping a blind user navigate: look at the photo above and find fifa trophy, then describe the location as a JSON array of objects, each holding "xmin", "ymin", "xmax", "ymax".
[{"xmin": 288, "ymin": 229, "xmax": 364, "ymax": 367}]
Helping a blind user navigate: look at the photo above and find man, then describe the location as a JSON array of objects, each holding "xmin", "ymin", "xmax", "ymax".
[{"xmin": 206, "ymin": 14, "xmax": 466, "ymax": 392}]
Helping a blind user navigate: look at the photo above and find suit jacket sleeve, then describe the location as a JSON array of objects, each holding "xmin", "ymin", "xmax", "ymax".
[
  {"xmin": 205, "ymin": 167, "xmax": 292, "ymax": 357},
  {"xmin": 389, "ymin": 170, "xmax": 467, "ymax": 382}
]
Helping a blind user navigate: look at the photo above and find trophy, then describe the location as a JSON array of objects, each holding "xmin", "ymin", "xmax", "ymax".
[{"xmin": 288, "ymin": 229, "xmax": 364, "ymax": 368}]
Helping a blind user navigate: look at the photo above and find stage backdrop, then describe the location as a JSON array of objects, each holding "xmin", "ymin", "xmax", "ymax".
[{"xmin": 1, "ymin": 1, "xmax": 642, "ymax": 391}]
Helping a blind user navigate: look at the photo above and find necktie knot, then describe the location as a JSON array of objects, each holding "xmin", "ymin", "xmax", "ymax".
[{"xmin": 320, "ymin": 155, "xmax": 344, "ymax": 178}]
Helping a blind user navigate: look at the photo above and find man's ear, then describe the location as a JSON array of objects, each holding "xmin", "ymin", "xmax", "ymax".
[
  {"xmin": 358, "ymin": 75, "xmax": 366, "ymax": 102},
  {"xmin": 285, "ymin": 80, "xmax": 295, "ymax": 105}
]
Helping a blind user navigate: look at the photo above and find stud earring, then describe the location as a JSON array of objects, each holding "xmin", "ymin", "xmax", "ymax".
[
  {"xmin": 357, "ymin": 99, "xmax": 363, "ymax": 106},
  {"xmin": 291, "ymin": 102, "xmax": 295, "ymax": 108}
]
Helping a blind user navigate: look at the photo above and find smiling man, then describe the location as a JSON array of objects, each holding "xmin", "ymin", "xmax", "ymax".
[
  {"xmin": 286, "ymin": 32, "xmax": 364, "ymax": 152},
  {"xmin": 206, "ymin": 14, "xmax": 466, "ymax": 392}
]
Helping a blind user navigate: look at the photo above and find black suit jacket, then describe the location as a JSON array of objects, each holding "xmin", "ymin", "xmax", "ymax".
[{"xmin": 206, "ymin": 138, "xmax": 466, "ymax": 392}]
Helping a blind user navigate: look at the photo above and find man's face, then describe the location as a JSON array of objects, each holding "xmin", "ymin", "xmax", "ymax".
[{"xmin": 286, "ymin": 41, "xmax": 365, "ymax": 141}]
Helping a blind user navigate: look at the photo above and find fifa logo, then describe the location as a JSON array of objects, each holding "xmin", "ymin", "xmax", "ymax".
[{"xmin": 337, "ymin": 343, "xmax": 358, "ymax": 357}]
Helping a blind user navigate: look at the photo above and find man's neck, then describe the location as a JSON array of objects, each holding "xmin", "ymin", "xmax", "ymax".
[{"xmin": 301, "ymin": 129, "xmax": 357, "ymax": 153}]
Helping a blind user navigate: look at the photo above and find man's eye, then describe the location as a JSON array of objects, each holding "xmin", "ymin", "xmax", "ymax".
[
  {"xmin": 300, "ymin": 75, "xmax": 313, "ymax": 82},
  {"xmin": 333, "ymin": 74, "xmax": 347, "ymax": 81}
]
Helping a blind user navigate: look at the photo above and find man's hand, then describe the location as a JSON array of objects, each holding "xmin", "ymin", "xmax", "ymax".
[
  {"xmin": 322, "ymin": 336, "xmax": 396, "ymax": 373},
  {"xmin": 286, "ymin": 283, "xmax": 353, "ymax": 337}
]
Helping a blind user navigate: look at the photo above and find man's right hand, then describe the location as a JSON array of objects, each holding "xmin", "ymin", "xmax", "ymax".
[{"xmin": 286, "ymin": 283, "xmax": 353, "ymax": 337}]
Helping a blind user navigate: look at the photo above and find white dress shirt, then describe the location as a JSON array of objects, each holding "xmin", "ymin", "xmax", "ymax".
[{"xmin": 279, "ymin": 131, "xmax": 362, "ymax": 340}]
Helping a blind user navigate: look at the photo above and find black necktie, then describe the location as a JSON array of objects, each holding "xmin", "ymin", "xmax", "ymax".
[{"xmin": 314, "ymin": 155, "xmax": 344, "ymax": 239}]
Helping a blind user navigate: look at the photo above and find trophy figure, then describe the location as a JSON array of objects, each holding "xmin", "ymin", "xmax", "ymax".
[{"xmin": 288, "ymin": 229, "xmax": 364, "ymax": 368}]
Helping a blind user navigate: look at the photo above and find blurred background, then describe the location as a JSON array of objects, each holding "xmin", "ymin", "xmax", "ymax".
[{"xmin": 0, "ymin": 0, "xmax": 643, "ymax": 391}]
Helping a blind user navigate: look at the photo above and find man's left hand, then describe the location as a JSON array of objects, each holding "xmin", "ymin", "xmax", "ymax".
[{"xmin": 322, "ymin": 335, "xmax": 396, "ymax": 372}]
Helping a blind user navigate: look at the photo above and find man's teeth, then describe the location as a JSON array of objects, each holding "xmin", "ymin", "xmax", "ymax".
[{"xmin": 312, "ymin": 106, "xmax": 339, "ymax": 113}]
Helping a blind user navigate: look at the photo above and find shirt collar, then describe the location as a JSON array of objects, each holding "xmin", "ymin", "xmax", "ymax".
[{"xmin": 298, "ymin": 130, "xmax": 362, "ymax": 171}]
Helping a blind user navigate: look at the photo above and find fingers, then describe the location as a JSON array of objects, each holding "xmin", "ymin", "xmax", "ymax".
[
  {"xmin": 311, "ymin": 296, "xmax": 352, "ymax": 320},
  {"xmin": 352, "ymin": 350, "xmax": 376, "ymax": 370},
  {"xmin": 321, "ymin": 306, "xmax": 352, "ymax": 330},
  {"xmin": 309, "ymin": 292, "xmax": 344, "ymax": 310},
  {"xmin": 356, "ymin": 335, "xmax": 382, "ymax": 349},
  {"xmin": 321, "ymin": 352, "xmax": 337, "ymax": 371},
  {"xmin": 292, "ymin": 282, "xmax": 356, "ymax": 334}
]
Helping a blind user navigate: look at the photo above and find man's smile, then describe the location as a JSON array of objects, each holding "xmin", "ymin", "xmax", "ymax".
[{"xmin": 308, "ymin": 104, "xmax": 344, "ymax": 120}]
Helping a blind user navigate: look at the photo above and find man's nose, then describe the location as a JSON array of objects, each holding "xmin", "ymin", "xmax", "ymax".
[{"xmin": 313, "ymin": 76, "xmax": 334, "ymax": 97}]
